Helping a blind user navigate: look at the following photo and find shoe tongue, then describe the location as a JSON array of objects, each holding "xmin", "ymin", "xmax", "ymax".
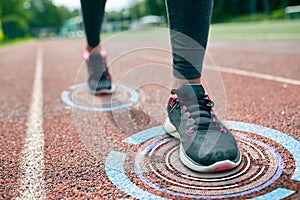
[{"xmin": 176, "ymin": 83, "xmax": 205, "ymax": 101}]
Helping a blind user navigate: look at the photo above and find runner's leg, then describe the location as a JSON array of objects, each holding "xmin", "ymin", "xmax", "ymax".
[
  {"xmin": 80, "ymin": 0, "xmax": 107, "ymax": 52},
  {"xmin": 165, "ymin": 0, "xmax": 213, "ymax": 87}
]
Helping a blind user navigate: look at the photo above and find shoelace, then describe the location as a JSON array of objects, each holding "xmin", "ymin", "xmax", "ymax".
[{"xmin": 170, "ymin": 89, "xmax": 227, "ymax": 133}]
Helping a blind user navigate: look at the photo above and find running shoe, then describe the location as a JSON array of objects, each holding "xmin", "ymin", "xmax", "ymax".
[
  {"xmin": 164, "ymin": 83, "xmax": 241, "ymax": 172},
  {"xmin": 84, "ymin": 48, "xmax": 114, "ymax": 94}
]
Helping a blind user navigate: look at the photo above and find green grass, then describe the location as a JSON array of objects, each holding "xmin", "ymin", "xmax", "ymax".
[
  {"xmin": 0, "ymin": 37, "xmax": 33, "ymax": 48},
  {"xmin": 209, "ymin": 20, "xmax": 300, "ymax": 40},
  {"xmin": 1, "ymin": 19, "xmax": 299, "ymax": 47},
  {"xmin": 101, "ymin": 19, "xmax": 300, "ymax": 41},
  {"xmin": 101, "ymin": 25, "xmax": 169, "ymax": 40}
]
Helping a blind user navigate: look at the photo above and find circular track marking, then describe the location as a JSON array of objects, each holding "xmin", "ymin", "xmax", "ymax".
[
  {"xmin": 61, "ymin": 83, "xmax": 138, "ymax": 111},
  {"xmin": 133, "ymin": 135, "xmax": 283, "ymax": 198},
  {"xmin": 105, "ymin": 122, "xmax": 299, "ymax": 199}
]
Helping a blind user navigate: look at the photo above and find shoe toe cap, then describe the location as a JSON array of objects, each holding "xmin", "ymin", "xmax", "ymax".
[{"xmin": 184, "ymin": 131, "xmax": 240, "ymax": 166}]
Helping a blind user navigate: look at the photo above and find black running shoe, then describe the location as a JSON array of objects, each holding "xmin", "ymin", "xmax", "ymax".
[
  {"xmin": 164, "ymin": 83, "xmax": 241, "ymax": 172},
  {"xmin": 84, "ymin": 49, "xmax": 114, "ymax": 94}
]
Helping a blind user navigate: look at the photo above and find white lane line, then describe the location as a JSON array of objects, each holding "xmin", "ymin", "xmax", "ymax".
[
  {"xmin": 17, "ymin": 47, "xmax": 45, "ymax": 199},
  {"xmin": 205, "ymin": 65, "xmax": 300, "ymax": 86},
  {"xmin": 140, "ymin": 54, "xmax": 300, "ymax": 85}
]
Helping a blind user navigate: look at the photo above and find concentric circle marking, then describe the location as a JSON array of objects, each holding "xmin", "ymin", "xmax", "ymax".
[
  {"xmin": 134, "ymin": 134, "xmax": 283, "ymax": 198},
  {"xmin": 61, "ymin": 83, "xmax": 138, "ymax": 111},
  {"xmin": 105, "ymin": 122, "xmax": 299, "ymax": 199}
]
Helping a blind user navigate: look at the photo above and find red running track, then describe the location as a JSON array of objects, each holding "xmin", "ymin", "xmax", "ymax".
[{"xmin": 0, "ymin": 37, "xmax": 299, "ymax": 199}]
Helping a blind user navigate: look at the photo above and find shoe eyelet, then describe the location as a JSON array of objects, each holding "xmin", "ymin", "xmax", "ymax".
[
  {"xmin": 220, "ymin": 127, "xmax": 227, "ymax": 133},
  {"xmin": 183, "ymin": 112, "xmax": 190, "ymax": 119},
  {"xmin": 181, "ymin": 106, "xmax": 187, "ymax": 113},
  {"xmin": 186, "ymin": 118, "xmax": 195, "ymax": 125},
  {"xmin": 186, "ymin": 127, "xmax": 195, "ymax": 136}
]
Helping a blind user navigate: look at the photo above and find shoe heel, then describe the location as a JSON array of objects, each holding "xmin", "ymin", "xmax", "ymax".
[{"xmin": 164, "ymin": 118, "xmax": 180, "ymax": 139}]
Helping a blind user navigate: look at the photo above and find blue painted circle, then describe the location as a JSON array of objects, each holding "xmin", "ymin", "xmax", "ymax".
[
  {"xmin": 61, "ymin": 83, "xmax": 138, "ymax": 111},
  {"xmin": 105, "ymin": 121, "xmax": 299, "ymax": 199},
  {"xmin": 134, "ymin": 136, "xmax": 284, "ymax": 199}
]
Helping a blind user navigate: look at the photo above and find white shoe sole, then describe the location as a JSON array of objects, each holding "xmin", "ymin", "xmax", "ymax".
[{"xmin": 163, "ymin": 117, "xmax": 242, "ymax": 173}]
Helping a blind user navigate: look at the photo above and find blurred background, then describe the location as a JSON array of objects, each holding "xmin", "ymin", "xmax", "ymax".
[{"xmin": 0, "ymin": 0, "xmax": 299, "ymax": 43}]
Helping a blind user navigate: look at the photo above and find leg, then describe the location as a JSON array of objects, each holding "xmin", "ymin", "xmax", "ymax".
[
  {"xmin": 165, "ymin": 0, "xmax": 213, "ymax": 88},
  {"xmin": 164, "ymin": 0, "xmax": 241, "ymax": 172},
  {"xmin": 80, "ymin": 0, "xmax": 114, "ymax": 94},
  {"xmin": 80, "ymin": 0, "xmax": 106, "ymax": 52}
]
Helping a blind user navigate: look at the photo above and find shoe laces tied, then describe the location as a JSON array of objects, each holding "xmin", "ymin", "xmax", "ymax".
[{"xmin": 170, "ymin": 89, "xmax": 227, "ymax": 133}]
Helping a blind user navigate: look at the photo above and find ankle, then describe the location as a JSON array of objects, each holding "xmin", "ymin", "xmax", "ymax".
[
  {"xmin": 85, "ymin": 45, "xmax": 107, "ymax": 61},
  {"xmin": 86, "ymin": 45, "xmax": 102, "ymax": 53},
  {"xmin": 172, "ymin": 77, "xmax": 201, "ymax": 88}
]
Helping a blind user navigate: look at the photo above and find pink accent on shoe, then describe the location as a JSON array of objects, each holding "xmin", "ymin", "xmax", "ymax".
[
  {"xmin": 169, "ymin": 94, "xmax": 177, "ymax": 99},
  {"xmin": 100, "ymin": 48, "xmax": 107, "ymax": 59},
  {"xmin": 181, "ymin": 106, "xmax": 187, "ymax": 113},
  {"xmin": 186, "ymin": 118, "xmax": 195, "ymax": 125},
  {"xmin": 183, "ymin": 112, "xmax": 190, "ymax": 119},
  {"xmin": 83, "ymin": 48, "xmax": 107, "ymax": 61},
  {"xmin": 212, "ymin": 164, "xmax": 231, "ymax": 172},
  {"xmin": 220, "ymin": 127, "xmax": 227, "ymax": 133},
  {"xmin": 104, "ymin": 72, "xmax": 111, "ymax": 80},
  {"xmin": 168, "ymin": 95, "xmax": 178, "ymax": 107},
  {"xmin": 205, "ymin": 93, "xmax": 211, "ymax": 100},
  {"xmin": 186, "ymin": 127, "xmax": 194, "ymax": 136},
  {"xmin": 83, "ymin": 49, "xmax": 90, "ymax": 61}
]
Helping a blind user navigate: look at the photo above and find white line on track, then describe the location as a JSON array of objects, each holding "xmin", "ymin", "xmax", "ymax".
[
  {"xmin": 17, "ymin": 46, "xmax": 45, "ymax": 199},
  {"xmin": 205, "ymin": 65, "xmax": 300, "ymax": 86},
  {"xmin": 140, "ymin": 54, "xmax": 300, "ymax": 85}
]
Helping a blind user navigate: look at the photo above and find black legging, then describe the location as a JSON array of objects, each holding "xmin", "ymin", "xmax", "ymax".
[
  {"xmin": 80, "ymin": 0, "xmax": 106, "ymax": 47},
  {"xmin": 80, "ymin": 0, "xmax": 213, "ymax": 79}
]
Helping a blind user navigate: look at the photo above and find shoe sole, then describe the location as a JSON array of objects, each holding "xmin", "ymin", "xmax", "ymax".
[
  {"xmin": 163, "ymin": 117, "xmax": 242, "ymax": 173},
  {"xmin": 90, "ymin": 84, "xmax": 116, "ymax": 95}
]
